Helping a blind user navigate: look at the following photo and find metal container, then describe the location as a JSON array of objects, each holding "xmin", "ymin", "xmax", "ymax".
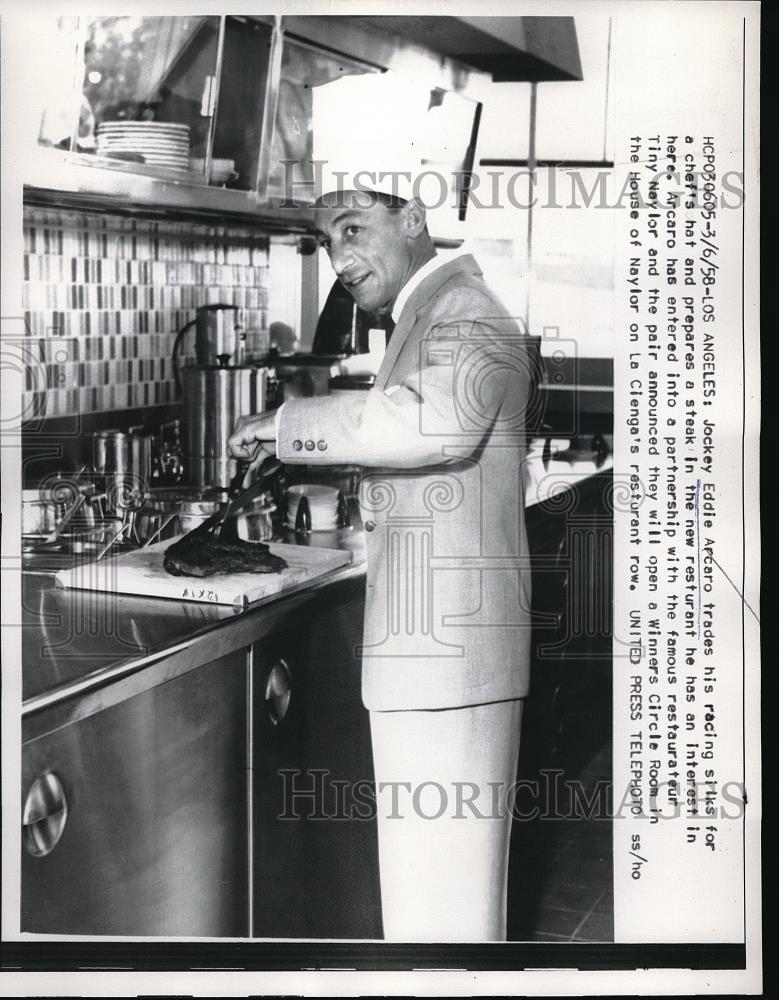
[
  {"xmin": 135, "ymin": 489, "xmax": 185, "ymax": 546},
  {"xmin": 179, "ymin": 495, "xmax": 230, "ymax": 533},
  {"xmin": 91, "ymin": 429, "xmax": 153, "ymax": 512},
  {"xmin": 22, "ymin": 483, "xmax": 103, "ymax": 541},
  {"xmin": 181, "ymin": 365, "xmax": 268, "ymax": 488},
  {"xmin": 135, "ymin": 488, "xmax": 230, "ymax": 545},
  {"xmin": 195, "ymin": 304, "xmax": 243, "ymax": 366},
  {"xmin": 237, "ymin": 497, "xmax": 276, "ymax": 542},
  {"xmin": 60, "ymin": 518, "xmax": 126, "ymax": 557},
  {"xmin": 22, "ymin": 489, "xmax": 65, "ymax": 536},
  {"xmin": 135, "ymin": 487, "xmax": 275, "ymax": 545}
]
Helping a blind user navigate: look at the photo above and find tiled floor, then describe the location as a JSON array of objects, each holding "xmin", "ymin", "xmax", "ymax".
[{"xmin": 507, "ymin": 741, "xmax": 613, "ymax": 942}]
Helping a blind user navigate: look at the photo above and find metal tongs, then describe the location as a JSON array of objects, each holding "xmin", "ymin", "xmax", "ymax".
[{"xmin": 187, "ymin": 456, "xmax": 283, "ymax": 544}]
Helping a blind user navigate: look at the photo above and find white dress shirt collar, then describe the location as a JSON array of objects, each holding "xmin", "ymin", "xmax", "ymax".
[{"xmin": 390, "ymin": 253, "xmax": 469, "ymax": 324}]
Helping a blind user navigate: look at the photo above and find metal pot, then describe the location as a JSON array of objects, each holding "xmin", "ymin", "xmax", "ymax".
[
  {"xmin": 22, "ymin": 484, "xmax": 103, "ymax": 539},
  {"xmin": 179, "ymin": 495, "xmax": 229, "ymax": 534},
  {"xmin": 134, "ymin": 488, "xmax": 231, "ymax": 546},
  {"xmin": 135, "ymin": 489, "xmax": 184, "ymax": 546},
  {"xmin": 236, "ymin": 496, "xmax": 276, "ymax": 542},
  {"xmin": 91, "ymin": 429, "xmax": 153, "ymax": 513},
  {"xmin": 22, "ymin": 490, "xmax": 65, "ymax": 536}
]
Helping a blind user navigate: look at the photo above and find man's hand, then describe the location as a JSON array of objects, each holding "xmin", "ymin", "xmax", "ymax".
[{"xmin": 228, "ymin": 410, "xmax": 278, "ymax": 463}]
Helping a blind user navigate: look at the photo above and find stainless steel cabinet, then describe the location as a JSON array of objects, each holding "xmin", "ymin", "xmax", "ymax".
[
  {"xmin": 20, "ymin": 579, "xmax": 377, "ymax": 938},
  {"xmin": 250, "ymin": 626, "xmax": 309, "ymax": 938},
  {"xmin": 21, "ymin": 648, "xmax": 250, "ymax": 936}
]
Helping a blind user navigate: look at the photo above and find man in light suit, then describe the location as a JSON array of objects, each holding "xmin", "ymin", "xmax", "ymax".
[{"xmin": 229, "ymin": 186, "xmax": 533, "ymax": 941}]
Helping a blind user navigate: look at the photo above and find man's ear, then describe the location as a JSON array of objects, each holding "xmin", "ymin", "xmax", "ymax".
[{"xmin": 400, "ymin": 197, "xmax": 427, "ymax": 237}]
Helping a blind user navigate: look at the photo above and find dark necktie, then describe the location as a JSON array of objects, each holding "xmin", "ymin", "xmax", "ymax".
[{"xmin": 384, "ymin": 316, "xmax": 396, "ymax": 346}]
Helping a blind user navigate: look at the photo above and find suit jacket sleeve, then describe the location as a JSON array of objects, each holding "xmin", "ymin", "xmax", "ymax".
[{"xmin": 277, "ymin": 288, "xmax": 529, "ymax": 469}]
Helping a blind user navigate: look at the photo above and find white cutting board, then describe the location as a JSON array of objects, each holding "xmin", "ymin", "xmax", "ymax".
[{"xmin": 54, "ymin": 537, "xmax": 352, "ymax": 608}]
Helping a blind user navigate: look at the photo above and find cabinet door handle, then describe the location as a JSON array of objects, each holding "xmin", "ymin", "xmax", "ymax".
[
  {"xmin": 265, "ymin": 660, "xmax": 292, "ymax": 725},
  {"xmin": 22, "ymin": 772, "xmax": 68, "ymax": 857}
]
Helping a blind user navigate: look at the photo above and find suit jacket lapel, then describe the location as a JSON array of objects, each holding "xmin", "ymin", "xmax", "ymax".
[
  {"xmin": 374, "ymin": 254, "xmax": 482, "ymax": 391},
  {"xmin": 374, "ymin": 307, "xmax": 415, "ymax": 390}
]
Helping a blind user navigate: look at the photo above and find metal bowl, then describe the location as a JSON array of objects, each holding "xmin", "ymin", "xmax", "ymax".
[
  {"xmin": 22, "ymin": 491, "xmax": 64, "ymax": 536},
  {"xmin": 135, "ymin": 487, "xmax": 230, "ymax": 545}
]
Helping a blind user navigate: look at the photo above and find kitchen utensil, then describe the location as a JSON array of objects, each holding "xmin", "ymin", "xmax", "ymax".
[
  {"xmin": 238, "ymin": 499, "xmax": 276, "ymax": 542},
  {"xmin": 54, "ymin": 538, "xmax": 353, "ymax": 608},
  {"xmin": 22, "ymin": 477, "xmax": 105, "ymax": 545},
  {"xmin": 137, "ymin": 485, "xmax": 278, "ymax": 548},
  {"xmin": 22, "ymin": 489, "xmax": 65, "ymax": 537},
  {"xmin": 209, "ymin": 458, "xmax": 251, "ymax": 539},
  {"xmin": 45, "ymin": 493, "xmax": 86, "ymax": 543},
  {"xmin": 184, "ymin": 457, "xmax": 283, "ymax": 544},
  {"xmin": 135, "ymin": 486, "xmax": 234, "ymax": 547},
  {"xmin": 91, "ymin": 428, "xmax": 153, "ymax": 512},
  {"xmin": 179, "ymin": 495, "xmax": 229, "ymax": 533}
]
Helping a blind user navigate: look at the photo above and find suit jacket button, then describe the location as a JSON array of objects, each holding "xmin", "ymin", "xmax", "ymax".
[
  {"xmin": 292, "ymin": 439, "xmax": 303, "ymax": 451},
  {"xmin": 304, "ymin": 439, "xmax": 315, "ymax": 451},
  {"xmin": 317, "ymin": 440, "xmax": 327, "ymax": 451},
  {"xmin": 364, "ymin": 520, "xmax": 376, "ymax": 532}
]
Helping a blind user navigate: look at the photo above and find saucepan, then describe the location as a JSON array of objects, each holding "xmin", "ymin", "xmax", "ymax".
[{"xmin": 22, "ymin": 480, "xmax": 104, "ymax": 545}]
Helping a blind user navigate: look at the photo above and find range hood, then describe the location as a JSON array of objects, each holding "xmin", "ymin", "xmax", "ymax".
[{"xmin": 354, "ymin": 15, "xmax": 583, "ymax": 82}]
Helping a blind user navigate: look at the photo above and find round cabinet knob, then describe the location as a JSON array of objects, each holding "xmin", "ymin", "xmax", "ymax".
[
  {"xmin": 364, "ymin": 519, "xmax": 376, "ymax": 532},
  {"xmin": 23, "ymin": 772, "xmax": 69, "ymax": 857},
  {"xmin": 265, "ymin": 659, "xmax": 292, "ymax": 725},
  {"xmin": 304, "ymin": 439, "xmax": 315, "ymax": 451},
  {"xmin": 292, "ymin": 439, "xmax": 303, "ymax": 452}
]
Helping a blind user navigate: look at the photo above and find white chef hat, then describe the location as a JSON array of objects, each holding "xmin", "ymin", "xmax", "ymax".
[{"xmin": 311, "ymin": 71, "xmax": 431, "ymax": 205}]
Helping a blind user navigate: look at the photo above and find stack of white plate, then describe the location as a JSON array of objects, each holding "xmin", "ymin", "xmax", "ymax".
[
  {"xmin": 285, "ymin": 484, "xmax": 340, "ymax": 531},
  {"xmin": 96, "ymin": 121, "xmax": 190, "ymax": 171}
]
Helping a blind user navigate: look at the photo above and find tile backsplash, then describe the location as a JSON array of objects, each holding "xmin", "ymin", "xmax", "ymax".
[{"xmin": 22, "ymin": 206, "xmax": 272, "ymax": 417}]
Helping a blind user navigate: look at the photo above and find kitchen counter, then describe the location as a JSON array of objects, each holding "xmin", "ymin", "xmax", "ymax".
[{"xmin": 21, "ymin": 450, "xmax": 612, "ymax": 727}]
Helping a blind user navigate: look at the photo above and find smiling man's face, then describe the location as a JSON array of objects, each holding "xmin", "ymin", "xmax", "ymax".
[{"xmin": 314, "ymin": 193, "xmax": 426, "ymax": 314}]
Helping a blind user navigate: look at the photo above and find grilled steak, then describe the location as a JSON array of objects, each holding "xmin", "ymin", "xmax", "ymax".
[{"xmin": 164, "ymin": 535, "xmax": 287, "ymax": 578}]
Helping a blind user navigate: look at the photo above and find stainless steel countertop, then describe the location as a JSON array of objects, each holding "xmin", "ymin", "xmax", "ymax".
[{"xmin": 21, "ymin": 453, "xmax": 612, "ymax": 718}]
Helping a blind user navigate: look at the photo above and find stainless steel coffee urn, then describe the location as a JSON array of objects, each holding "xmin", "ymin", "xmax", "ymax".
[
  {"xmin": 194, "ymin": 303, "xmax": 245, "ymax": 366},
  {"xmin": 182, "ymin": 363, "xmax": 267, "ymax": 487},
  {"xmin": 175, "ymin": 305, "xmax": 269, "ymax": 488}
]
